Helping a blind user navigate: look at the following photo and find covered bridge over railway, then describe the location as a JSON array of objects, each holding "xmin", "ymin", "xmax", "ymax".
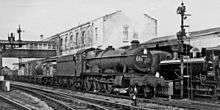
[
  {"xmin": 0, "ymin": 40, "xmax": 57, "ymax": 58},
  {"xmin": 0, "ymin": 40, "xmax": 57, "ymax": 75}
]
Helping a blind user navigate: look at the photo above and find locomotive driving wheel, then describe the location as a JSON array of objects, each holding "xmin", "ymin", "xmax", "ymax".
[
  {"xmin": 105, "ymin": 84, "xmax": 112, "ymax": 94},
  {"xmin": 143, "ymin": 86, "xmax": 149, "ymax": 98},
  {"xmin": 143, "ymin": 86, "xmax": 153, "ymax": 98},
  {"xmin": 95, "ymin": 80, "xmax": 101, "ymax": 92},
  {"xmin": 84, "ymin": 77, "xmax": 91, "ymax": 91}
]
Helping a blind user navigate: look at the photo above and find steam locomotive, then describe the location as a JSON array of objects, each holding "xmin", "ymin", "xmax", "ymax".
[
  {"xmin": 158, "ymin": 48, "xmax": 220, "ymax": 99},
  {"xmin": 9, "ymin": 40, "xmax": 172, "ymax": 97}
]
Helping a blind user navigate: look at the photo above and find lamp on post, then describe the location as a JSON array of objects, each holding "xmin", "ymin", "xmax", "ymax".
[{"xmin": 17, "ymin": 25, "xmax": 24, "ymax": 47}]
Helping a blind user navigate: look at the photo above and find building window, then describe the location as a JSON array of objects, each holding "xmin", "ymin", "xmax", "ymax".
[
  {"xmin": 60, "ymin": 38, "xmax": 63, "ymax": 46},
  {"xmin": 70, "ymin": 34, "xmax": 73, "ymax": 49},
  {"xmin": 39, "ymin": 43, "xmax": 42, "ymax": 49},
  {"xmin": 70, "ymin": 34, "xmax": 73, "ymax": 41},
  {"xmin": 81, "ymin": 31, "xmax": 85, "ymax": 45},
  {"xmin": 60, "ymin": 38, "xmax": 63, "ymax": 51},
  {"xmin": 76, "ymin": 32, "xmax": 78, "ymax": 46},
  {"xmin": 65, "ymin": 37, "xmax": 68, "ymax": 50},
  {"xmin": 43, "ymin": 43, "xmax": 47, "ymax": 48},
  {"xmin": 69, "ymin": 32, "xmax": 73, "ymax": 42},
  {"xmin": 52, "ymin": 45, "xmax": 56, "ymax": 49},
  {"xmin": 133, "ymin": 32, "xmax": 138, "ymax": 39},
  {"xmin": 48, "ymin": 44, "xmax": 51, "ymax": 49},
  {"xmin": 30, "ymin": 44, "xmax": 33, "ymax": 49},
  {"xmin": 123, "ymin": 25, "xmax": 129, "ymax": 42},
  {"xmin": 95, "ymin": 27, "xmax": 98, "ymax": 40},
  {"xmin": 34, "ymin": 43, "xmax": 38, "ymax": 49}
]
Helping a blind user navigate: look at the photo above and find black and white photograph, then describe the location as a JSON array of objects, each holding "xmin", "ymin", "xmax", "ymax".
[{"xmin": 0, "ymin": 0, "xmax": 220, "ymax": 109}]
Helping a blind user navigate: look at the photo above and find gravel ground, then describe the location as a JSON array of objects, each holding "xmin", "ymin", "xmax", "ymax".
[
  {"xmin": 0, "ymin": 100, "xmax": 19, "ymax": 110},
  {"xmin": 0, "ymin": 90, "xmax": 53, "ymax": 110}
]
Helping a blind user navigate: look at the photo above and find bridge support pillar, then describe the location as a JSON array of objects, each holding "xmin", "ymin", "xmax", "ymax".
[
  {"xmin": 0, "ymin": 48, "xmax": 2, "ymax": 76},
  {"xmin": 18, "ymin": 57, "xmax": 22, "ymax": 69}
]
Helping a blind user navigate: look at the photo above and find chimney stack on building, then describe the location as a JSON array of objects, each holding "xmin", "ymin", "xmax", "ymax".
[{"xmin": 40, "ymin": 34, "xmax": 44, "ymax": 40}]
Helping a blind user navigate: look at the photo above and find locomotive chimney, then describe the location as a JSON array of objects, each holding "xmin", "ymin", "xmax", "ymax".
[
  {"xmin": 130, "ymin": 40, "xmax": 140, "ymax": 49},
  {"xmin": 40, "ymin": 34, "xmax": 44, "ymax": 40},
  {"xmin": 106, "ymin": 46, "xmax": 115, "ymax": 50},
  {"xmin": 190, "ymin": 47, "xmax": 200, "ymax": 58}
]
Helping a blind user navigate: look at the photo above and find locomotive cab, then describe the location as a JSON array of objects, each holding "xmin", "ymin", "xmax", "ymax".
[
  {"xmin": 159, "ymin": 53, "xmax": 220, "ymax": 99},
  {"xmin": 159, "ymin": 58, "xmax": 206, "ymax": 98}
]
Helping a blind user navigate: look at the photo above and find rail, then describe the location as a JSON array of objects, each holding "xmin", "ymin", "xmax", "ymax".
[{"xmin": 11, "ymin": 81, "xmax": 220, "ymax": 110}]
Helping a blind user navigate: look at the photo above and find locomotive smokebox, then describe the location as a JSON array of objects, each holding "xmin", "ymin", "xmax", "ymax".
[{"xmin": 130, "ymin": 40, "xmax": 140, "ymax": 49}]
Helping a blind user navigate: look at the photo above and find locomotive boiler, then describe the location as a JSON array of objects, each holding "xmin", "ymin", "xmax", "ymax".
[{"xmin": 85, "ymin": 40, "xmax": 153, "ymax": 74}]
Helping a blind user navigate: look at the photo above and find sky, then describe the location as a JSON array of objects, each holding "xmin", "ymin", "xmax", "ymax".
[{"xmin": 1, "ymin": 0, "xmax": 220, "ymax": 68}]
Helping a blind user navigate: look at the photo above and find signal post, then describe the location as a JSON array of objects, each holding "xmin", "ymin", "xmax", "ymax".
[
  {"xmin": 176, "ymin": 2, "xmax": 190, "ymax": 98},
  {"xmin": 0, "ymin": 47, "xmax": 2, "ymax": 76}
]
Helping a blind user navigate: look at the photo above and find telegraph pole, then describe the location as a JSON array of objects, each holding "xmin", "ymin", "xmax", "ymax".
[{"xmin": 176, "ymin": 1, "xmax": 189, "ymax": 98}]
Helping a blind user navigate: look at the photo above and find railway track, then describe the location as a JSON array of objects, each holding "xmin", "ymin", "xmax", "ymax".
[
  {"xmin": 0, "ymin": 93, "xmax": 31, "ymax": 110},
  {"xmin": 11, "ymin": 84, "xmax": 148, "ymax": 110},
  {"xmin": 12, "ymin": 85, "xmax": 83, "ymax": 110},
  {"xmin": 11, "ymin": 85, "xmax": 108, "ymax": 110},
  {"xmin": 11, "ymin": 81, "xmax": 220, "ymax": 110}
]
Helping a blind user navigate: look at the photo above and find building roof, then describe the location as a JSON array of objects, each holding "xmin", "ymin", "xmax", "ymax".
[
  {"xmin": 42, "ymin": 22, "xmax": 90, "ymax": 41},
  {"xmin": 144, "ymin": 14, "xmax": 157, "ymax": 21},
  {"xmin": 145, "ymin": 27, "xmax": 220, "ymax": 44},
  {"xmin": 190, "ymin": 27, "xmax": 220, "ymax": 37},
  {"xmin": 145, "ymin": 35, "xmax": 176, "ymax": 44}
]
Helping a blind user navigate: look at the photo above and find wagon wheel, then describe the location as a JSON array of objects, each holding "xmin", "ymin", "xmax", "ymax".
[
  {"xmin": 70, "ymin": 83, "xmax": 77, "ymax": 90},
  {"xmin": 84, "ymin": 78, "xmax": 91, "ymax": 91},
  {"xmin": 99, "ymin": 83, "xmax": 105, "ymax": 92},
  {"xmin": 71, "ymin": 81, "xmax": 79, "ymax": 91},
  {"xmin": 92, "ymin": 81, "xmax": 97, "ymax": 92},
  {"xmin": 143, "ymin": 86, "xmax": 152, "ymax": 98},
  {"xmin": 95, "ymin": 81, "xmax": 101, "ymax": 92}
]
